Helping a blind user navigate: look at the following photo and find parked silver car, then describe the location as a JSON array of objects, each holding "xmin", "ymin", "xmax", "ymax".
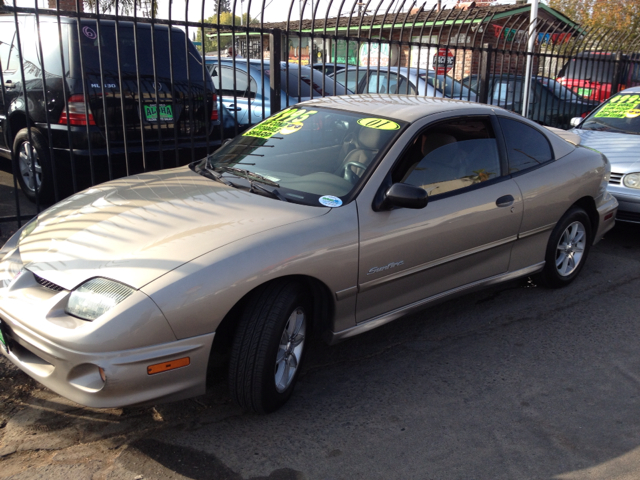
[
  {"xmin": 570, "ymin": 86, "xmax": 640, "ymax": 223},
  {"xmin": 333, "ymin": 66, "xmax": 477, "ymax": 100},
  {"xmin": 0, "ymin": 95, "xmax": 617, "ymax": 413},
  {"xmin": 205, "ymin": 58, "xmax": 348, "ymax": 129}
]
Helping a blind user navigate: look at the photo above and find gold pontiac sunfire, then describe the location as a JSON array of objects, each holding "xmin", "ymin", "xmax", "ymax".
[{"xmin": 0, "ymin": 95, "xmax": 618, "ymax": 413}]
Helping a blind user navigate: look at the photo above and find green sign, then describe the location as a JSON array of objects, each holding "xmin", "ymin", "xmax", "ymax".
[{"xmin": 144, "ymin": 104, "xmax": 173, "ymax": 122}]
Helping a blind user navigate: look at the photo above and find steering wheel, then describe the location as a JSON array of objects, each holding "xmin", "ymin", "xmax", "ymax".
[{"xmin": 342, "ymin": 161, "xmax": 368, "ymax": 183}]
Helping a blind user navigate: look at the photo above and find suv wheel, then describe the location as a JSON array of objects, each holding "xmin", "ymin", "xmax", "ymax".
[{"xmin": 13, "ymin": 128, "xmax": 53, "ymax": 203}]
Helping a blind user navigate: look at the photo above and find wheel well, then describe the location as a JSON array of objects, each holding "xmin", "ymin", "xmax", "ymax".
[
  {"xmin": 572, "ymin": 196, "xmax": 598, "ymax": 240},
  {"xmin": 206, "ymin": 275, "xmax": 335, "ymax": 384},
  {"xmin": 8, "ymin": 112, "xmax": 27, "ymax": 149}
]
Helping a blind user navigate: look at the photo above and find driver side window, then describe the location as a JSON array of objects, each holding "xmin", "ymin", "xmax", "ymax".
[{"xmin": 398, "ymin": 117, "xmax": 502, "ymax": 197}]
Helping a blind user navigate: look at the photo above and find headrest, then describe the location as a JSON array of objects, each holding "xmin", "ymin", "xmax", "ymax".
[
  {"xmin": 358, "ymin": 127, "xmax": 383, "ymax": 149},
  {"xmin": 421, "ymin": 133, "xmax": 457, "ymax": 157}
]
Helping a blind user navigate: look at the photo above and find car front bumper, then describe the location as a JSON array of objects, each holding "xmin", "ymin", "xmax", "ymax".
[
  {"xmin": 0, "ymin": 277, "xmax": 214, "ymax": 408},
  {"xmin": 608, "ymin": 184, "xmax": 640, "ymax": 223},
  {"xmin": 594, "ymin": 192, "xmax": 618, "ymax": 242}
]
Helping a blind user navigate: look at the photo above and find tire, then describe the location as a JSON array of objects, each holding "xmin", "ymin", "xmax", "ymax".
[
  {"xmin": 13, "ymin": 128, "xmax": 54, "ymax": 203},
  {"xmin": 536, "ymin": 207, "xmax": 592, "ymax": 288},
  {"xmin": 228, "ymin": 280, "xmax": 311, "ymax": 414}
]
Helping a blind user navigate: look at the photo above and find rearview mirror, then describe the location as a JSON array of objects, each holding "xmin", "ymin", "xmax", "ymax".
[{"xmin": 386, "ymin": 183, "xmax": 428, "ymax": 209}]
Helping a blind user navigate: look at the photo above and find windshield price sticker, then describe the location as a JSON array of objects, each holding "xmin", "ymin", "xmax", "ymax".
[
  {"xmin": 319, "ymin": 195, "xmax": 343, "ymax": 208},
  {"xmin": 243, "ymin": 108, "xmax": 318, "ymax": 139},
  {"xmin": 595, "ymin": 95, "xmax": 640, "ymax": 118},
  {"xmin": 357, "ymin": 118, "xmax": 401, "ymax": 130}
]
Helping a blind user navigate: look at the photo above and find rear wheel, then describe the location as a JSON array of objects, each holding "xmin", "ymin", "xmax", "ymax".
[
  {"xmin": 228, "ymin": 280, "xmax": 311, "ymax": 413},
  {"xmin": 13, "ymin": 128, "xmax": 54, "ymax": 203},
  {"xmin": 537, "ymin": 207, "xmax": 592, "ymax": 288}
]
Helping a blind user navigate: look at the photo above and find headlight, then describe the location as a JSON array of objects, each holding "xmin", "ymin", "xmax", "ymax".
[
  {"xmin": 623, "ymin": 173, "xmax": 640, "ymax": 189},
  {"xmin": 66, "ymin": 278, "xmax": 134, "ymax": 321}
]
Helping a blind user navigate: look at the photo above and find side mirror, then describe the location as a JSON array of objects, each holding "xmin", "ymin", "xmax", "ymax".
[
  {"xmin": 386, "ymin": 183, "xmax": 428, "ymax": 209},
  {"xmin": 570, "ymin": 117, "xmax": 583, "ymax": 128}
]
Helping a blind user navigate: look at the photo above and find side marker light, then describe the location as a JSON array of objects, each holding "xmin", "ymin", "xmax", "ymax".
[{"xmin": 147, "ymin": 357, "xmax": 190, "ymax": 375}]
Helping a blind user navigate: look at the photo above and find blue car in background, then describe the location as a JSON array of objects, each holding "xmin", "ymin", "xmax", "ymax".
[{"xmin": 205, "ymin": 58, "xmax": 349, "ymax": 129}]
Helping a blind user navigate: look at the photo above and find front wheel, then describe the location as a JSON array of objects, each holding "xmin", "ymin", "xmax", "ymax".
[
  {"xmin": 228, "ymin": 280, "xmax": 311, "ymax": 413},
  {"xmin": 536, "ymin": 207, "xmax": 592, "ymax": 288}
]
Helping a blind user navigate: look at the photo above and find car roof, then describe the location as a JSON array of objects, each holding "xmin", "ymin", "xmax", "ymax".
[
  {"xmin": 619, "ymin": 86, "xmax": 640, "ymax": 94},
  {"xmin": 299, "ymin": 94, "xmax": 493, "ymax": 122}
]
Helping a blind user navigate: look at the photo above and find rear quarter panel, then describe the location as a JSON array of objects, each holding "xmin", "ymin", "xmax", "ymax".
[{"xmin": 509, "ymin": 145, "xmax": 606, "ymax": 271}]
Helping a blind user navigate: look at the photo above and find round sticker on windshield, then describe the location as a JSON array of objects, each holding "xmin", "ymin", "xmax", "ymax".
[
  {"xmin": 280, "ymin": 122, "xmax": 304, "ymax": 135},
  {"xmin": 319, "ymin": 195, "xmax": 343, "ymax": 208},
  {"xmin": 357, "ymin": 118, "xmax": 401, "ymax": 130},
  {"xmin": 82, "ymin": 26, "xmax": 97, "ymax": 40}
]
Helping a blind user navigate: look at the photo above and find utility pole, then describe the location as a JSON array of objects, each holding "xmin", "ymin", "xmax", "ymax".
[{"xmin": 522, "ymin": 0, "xmax": 539, "ymax": 119}]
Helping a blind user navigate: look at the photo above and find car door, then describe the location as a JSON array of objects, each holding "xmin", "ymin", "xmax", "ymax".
[
  {"xmin": 0, "ymin": 18, "xmax": 18, "ymax": 153},
  {"xmin": 355, "ymin": 114, "xmax": 524, "ymax": 323}
]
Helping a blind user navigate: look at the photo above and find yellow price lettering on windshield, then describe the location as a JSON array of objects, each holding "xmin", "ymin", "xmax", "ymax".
[
  {"xmin": 243, "ymin": 109, "xmax": 318, "ymax": 139},
  {"xmin": 595, "ymin": 100, "xmax": 640, "ymax": 119},
  {"xmin": 357, "ymin": 118, "xmax": 401, "ymax": 130}
]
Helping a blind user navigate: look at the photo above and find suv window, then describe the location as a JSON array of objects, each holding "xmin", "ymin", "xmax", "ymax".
[
  {"xmin": 498, "ymin": 117, "xmax": 553, "ymax": 172},
  {"xmin": 398, "ymin": 117, "xmax": 501, "ymax": 197},
  {"xmin": 80, "ymin": 25, "xmax": 203, "ymax": 80},
  {"xmin": 0, "ymin": 20, "xmax": 14, "ymax": 71}
]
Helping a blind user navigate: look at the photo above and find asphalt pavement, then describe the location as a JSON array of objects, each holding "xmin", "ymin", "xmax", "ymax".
[{"xmin": 0, "ymin": 165, "xmax": 640, "ymax": 479}]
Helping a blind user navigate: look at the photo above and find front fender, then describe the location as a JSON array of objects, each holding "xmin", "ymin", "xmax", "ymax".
[{"xmin": 141, "ymin": 203, "xmax": 360, "ymax": 339}]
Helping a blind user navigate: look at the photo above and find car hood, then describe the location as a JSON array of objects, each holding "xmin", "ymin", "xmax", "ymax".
[
  {"xmin": 19, "ymin": 167, "xmax": 329, "ymax": 291},
  {"xmin": 572, "ymin": 129, "xmax": 640, "ymax": 171}
]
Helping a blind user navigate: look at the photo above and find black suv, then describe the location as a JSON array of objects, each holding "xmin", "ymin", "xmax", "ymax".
[{"xmin": 0, "ymin": 14, "xmax": 227, "ymax": 202}]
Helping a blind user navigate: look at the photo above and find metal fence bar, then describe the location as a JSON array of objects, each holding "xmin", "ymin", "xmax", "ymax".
[{"xmin": 2, "ymin": 1, "xmax": 640, "ymax": 224}]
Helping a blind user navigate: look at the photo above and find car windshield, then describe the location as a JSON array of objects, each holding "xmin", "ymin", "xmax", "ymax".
[
  {"xmin": 199, "ymin": 106, "xmax": 405, "ymax": 205},
  {"xmin": 579, "ymin": 92, "xmax": 640, "ymax": 134}
]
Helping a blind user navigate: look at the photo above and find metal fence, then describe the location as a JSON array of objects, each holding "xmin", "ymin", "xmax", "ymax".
[{"xmin": 1, "ymin": 0, "xmax": 640, "ymax": 229}]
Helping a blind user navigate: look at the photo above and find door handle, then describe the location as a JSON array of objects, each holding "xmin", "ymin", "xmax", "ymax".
[
  {"xmin": 496, "ymin": 195, "xmax": 514, "ymax": 207},
  {"xmin": 226, "ymin": 103, "xmax": 241, "ymax": 112}
]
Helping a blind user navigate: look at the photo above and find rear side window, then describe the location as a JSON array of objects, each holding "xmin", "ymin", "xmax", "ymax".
[
  {"xmin": 498, "ymin": 117, "xmax": 553, "ymax": 173},
  {"xmin": 0, "ymin": 20, "xmax": 14, "ymax": 71},
  {"xmin": 212, "ymin": 66, "xmax": 257, "ymax": 98},
  {"xmin": 79, "ymin": 24, "xmax": 204, "ymax": 82}
]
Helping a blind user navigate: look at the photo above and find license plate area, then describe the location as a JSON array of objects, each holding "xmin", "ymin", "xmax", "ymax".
[{"xmin": 144, "ymin": 104, "xmax": 174, "ymax": 123}]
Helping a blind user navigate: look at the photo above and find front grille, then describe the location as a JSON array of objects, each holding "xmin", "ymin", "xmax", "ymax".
[
  {"xmin": 34, "ymin": 274, "xmax": 64, "ymax": 292},
  {"xmin": 610, "ymin": 172, "xmax": 623, "ymax": 185}
]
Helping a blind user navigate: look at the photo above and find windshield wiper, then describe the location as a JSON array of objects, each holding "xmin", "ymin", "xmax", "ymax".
[
  {"xmin": 216, "ymin": 166, "xmax": 288, "ymax": 202},
  {"xmin": 216, "ymin": 166, "xmax": 280, "ymax": 187},
  {"xmin": 198, "ymin": 165, "xmax": 238, "ymax": 187},
  {"xmin": 250, "ymin": 182, "xmax": 289, "ymax": 202}
]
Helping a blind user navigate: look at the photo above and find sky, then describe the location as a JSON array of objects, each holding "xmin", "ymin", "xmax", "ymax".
[{"xmin": 10, "ymin": 0, "xmax": 539, "ymax": 38}]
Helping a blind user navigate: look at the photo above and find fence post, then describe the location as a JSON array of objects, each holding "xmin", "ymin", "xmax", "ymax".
[
  {"xmin": 478, "ymin": 43, "xmax": 492, "ymax": 105},
  {"xmin": 611, "ymin": 51, "xmax": 624, "ymax": 96},
  {"xmin": 270, "ymin": 29, "xmax": 282, "ymax": 116}
]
